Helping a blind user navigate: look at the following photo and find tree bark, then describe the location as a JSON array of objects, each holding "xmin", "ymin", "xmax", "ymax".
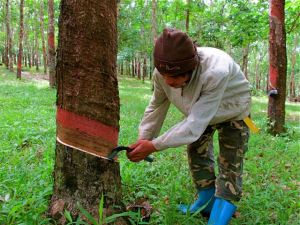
[
  {"xmin": 185, "ymin": 0, "xmax": 190, "ymax": 33},
  {"xmin": 149, "ymin": 55, "xmax": 153, "ymax": 80},
  {"xmin": 268, "ymin": 0, "xmax": 287, "ymax": 134},
  {"xmin": 5, "ymin": 0, "xmax": 13, "ymax": 71},
  {"xmin": 254, "ymin": 55, "xmax": 260, "ymax": 90},
  {"xmin": 289, "ymin": 35, "xmax": 298, "ymax": 100},
  {"xmin": 24, "ymin": 55, "xmax": 27, "ymax": 67},
  {"xmin": 143, "ymin": 54, "xmax": 147, "ymax": 82},
  {"xmin": 151, "ymin": 0, "xmax": 158, "ymax": 44},
  {"xmin": 136, "ymin": 57, "xmax": 141, "ymax": 80},
  {"xmin": 17, "ymin": 0, "xmax": 24, "ymax": 79},
  {"xmin": 255, "ymin": 49, "xmax": 267, "ymax": 91},
  {"xmin": 131, "ymin": 59, "xmax": 135, "ymax": 77},
  {"xmin": 28, "ymin": 53, "xmax": 31, "ymax": 68},
  {"xmin": 35, "ymin": 22, "xmax": 40, "ymax": 71},
  {"xmin": 49, "ymin": 1, "xmax": 127, "ymax": 224},
  {"xmin": 120, "ymin": 61, "xmax": 124, "ymax": 76},
  {"xmin": 242, "ymin": 45, "xmax": 249, "ymax": 80},
  {"xmin": 4, "ymin": 39, "xmax": 9, "ymax": 68},
  {"xmin": 39, "ymin": 1, "xmax": 48, "ymax": 74},
  {"xmin": 48, "ymin": 0, "xmax": 56, "ymax": 88}
]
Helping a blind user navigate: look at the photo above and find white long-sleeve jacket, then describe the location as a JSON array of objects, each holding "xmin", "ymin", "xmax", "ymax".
[{"xmin": 139, "ymin": 47, "xmax": 251, "ymax": 150}]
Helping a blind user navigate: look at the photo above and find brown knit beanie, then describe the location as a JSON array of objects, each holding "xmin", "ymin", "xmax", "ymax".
[{"xmin": 153, "ymin": 28, "xmax": 199, "ymax": 76}]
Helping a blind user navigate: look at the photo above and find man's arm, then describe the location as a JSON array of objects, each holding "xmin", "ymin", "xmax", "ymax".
[
  {"xmin": 138, "ymin": 70, "xmax": 170, "ymax": 140},
  {"xmin": 152, "ymin": 69, "xmax": 231, "ymax": 150}
]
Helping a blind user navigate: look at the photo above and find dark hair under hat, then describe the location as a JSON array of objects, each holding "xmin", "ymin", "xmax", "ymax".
[{"xmin": 153, "ymin": 28, "xmax": 199, "ymax": 76}]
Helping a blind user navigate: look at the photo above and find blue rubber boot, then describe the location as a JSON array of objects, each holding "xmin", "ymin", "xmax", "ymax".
[
  {"xmin": 178, "ymin": 187, "xmax": 215, "ymax": 214},
  {"xmin": 207, "ymin": 197, "xmax": 237, "ymax": 225}
]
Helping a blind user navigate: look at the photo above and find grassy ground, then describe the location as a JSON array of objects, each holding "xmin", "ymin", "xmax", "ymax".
[{"xmin": 0, "ymin": 66, "xmax": 299, "ymax": 225}]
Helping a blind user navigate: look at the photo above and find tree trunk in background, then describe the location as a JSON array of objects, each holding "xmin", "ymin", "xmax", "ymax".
[
  {"xmin": 136, "ymin": 57, "xmax": 141, "ymax": 79},
  {"xmin": 28, "ymin": 54, "xmax": 31, "ymax": 68},
  {"xmin": 254, "ymin": 56, "xmax": 260, "ymax": 90},
  {"xmin": 143, "ymin": 54, "xmax": 147, "ymax": 82},
  {"xmin": 17, "ymin": 0, "xmax": 24, "ymax": 79},
  {"xmin": 4, "ymin": 39, "xmax": 9, "ymax": 68},
  {"xmin": 14, "ymin": 53, "xmax": 17, "ymax": 65},
  {"xmin": 185, "ymin": 0, "xmax": 190, "ymax": 33},
  {"xmin": 120, "ymin": 61, "xmax": 124, "ymax": 76},
  {"xmin": 266, "ymin": 70, "xmax": 269, "ymax": 93},
  {"xmin": 242, "ymin": 45, "xmax": 249, "ymax": 80},
  {"xmin": 131, "ymin": 59, "xmax": 135, "ymax": 77},
  {"xmin": 39, "ymin": 1, "xmax": 47, "ymax": 74},
  {"xmin": 35, "ymin": 23, "xmax": 40, "ymax": 71},
  {"xmin": 148, "ymin": 55, "xmax": 152, "ymax": 79},
  {"xmin": 49, "ymin": 1, "xmax": 127, "ymax": 224},
  {"xmin": 9, "ymin": 21, "xmax": 13, "ymax": 70},
  {"xmin": 31, "ymin": 46, "xmax": 35, "ymax": 68},
  {"xmin": 151, "ymin": 0, "xmax": 158, "ymax": 44},
  {"xmin": 140, "ymin": 26, "xmax": 148, "ymax": 81},
  {"xmin": 268, "ymin": 0, "xmax": 287, "ymax": 134},
  {"xmin": 127, "ymin": 61, "xmax": 131, "ymax": 76},
  {"xmin": 289, "ymin": 35, "xmax": 298, "ymax": 100},
  {"xmin": 5, "ymin": 0, "xmax": 13, "ymax": 71},
  {"xmin": 24, "ymin": 55, "xmax": 27, "ymax": 67},
  {"xmin": 48, "ymin": 0, "xmax": 56, "ymax": 88},
  {"xmin": 255, "ymin": 50, "xmax": 267, "ymax": 91},
  {"xmin": 24, "ymin": 32, "xmax": 30, "ymax": 68},
  {"xmin": 150, "ymin": 0, "xmax": 156, "ymax": 81}
]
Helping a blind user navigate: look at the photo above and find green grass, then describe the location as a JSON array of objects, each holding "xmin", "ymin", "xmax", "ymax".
[{"xmin": 0, "ymin": 66, "xmax": 299, "ymax": 224}]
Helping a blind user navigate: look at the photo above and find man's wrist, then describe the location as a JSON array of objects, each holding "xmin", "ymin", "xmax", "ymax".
[{"xmin": 152, "ymin": 139, "xmax": 166, "ymax": 151}]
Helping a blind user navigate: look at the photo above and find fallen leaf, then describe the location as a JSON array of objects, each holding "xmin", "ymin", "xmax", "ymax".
[
  {"xmin": 163, "ymin": 195, "xmax": 169, "ymax": 205},
  {"xmin": 233, "ymin": 211, "xmax": 241, "ymax": 218},
  {"xmin": 285, "ymin": 163, "xmax": 292, "ymax": 169},
  {"xmin": 127, "ymin": 199, "xmax": 153, "ymax": 222}
]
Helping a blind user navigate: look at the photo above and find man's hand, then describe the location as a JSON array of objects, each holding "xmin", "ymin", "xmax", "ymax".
[{"xmin": 127, "ymin": 140, "xmax": 157, "ymax": 162}]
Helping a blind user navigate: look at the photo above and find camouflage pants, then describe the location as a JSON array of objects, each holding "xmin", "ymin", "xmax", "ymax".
[{"xmin": 187, "ymin": 120, "xmax": 249, "ymax": 201}]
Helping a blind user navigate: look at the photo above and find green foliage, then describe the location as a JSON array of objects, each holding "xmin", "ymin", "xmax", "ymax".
[
  {"xmin": 1, "ymin": 0, "xmax": 299, "ymax": 95},
  {"xmin": 0, "ymin": 67, "xmax": 55, "ymax": 224},
  {"xmin": 117, "ymin": 0, "xmax": 299, "ymax": 97},
  {"xmin": 0, "ymin": 65, "xmax": 299, "ymax": 224},
  {"xmin": 62, "ymin": 196, "xmax": 144, "ymax": 225}
]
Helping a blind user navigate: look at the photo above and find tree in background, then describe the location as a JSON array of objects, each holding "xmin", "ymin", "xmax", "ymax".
[
  {"xmin": 49, "ymin": 0, "xmax": 126, "ymax": 223},
  {"xmin": 48, "ymin": 0, "xmax": 56, "ymax": 88},
  {"xmin": 286, "ymin": 1, "xmax": 300, "ymax": 101},
  {"xmin": 268, "ymin": 0, "xmax": 287, "ymax": 134},
  {"xmin": 151, "ymin": 0, "xmax": 158, "ymax": 43},
  {"xmin": 185, "ymin": 0, "xmax": 190, "ymax": 33},
  {"xmin": 289, "ymin": 35, "xmax": 298, "ymax": 100},
  {"xmin": 5, "ymin": 0, "xmax": 13, "ymax": 71},
  {"xmin": 0, "ymin": 0, "xmax": 299, "ymax": 98},
  {"xmin": 17, "ymin": 0, "xmax": 24, "ymax": 79},
  {"xmin": 39, "ymin": 0, "xmax": 47, "ymax": 74}
]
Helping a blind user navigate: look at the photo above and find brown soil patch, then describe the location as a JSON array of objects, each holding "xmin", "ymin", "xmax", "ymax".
[{"xmin": 21, "ymin": 71, "xmax": 49, "ymax": 81}]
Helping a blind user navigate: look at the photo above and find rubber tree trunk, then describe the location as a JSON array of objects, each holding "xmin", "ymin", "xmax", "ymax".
[
  {"xmin": 289, "ymin": 35, "xmax": 298, "ymax": 100},
  {"xmin": 34, "ymin": 24, "xmax": 40, "ymax": 71},
  {"xmin": 143, "ymin": 54, "xmax": 147, "ymax": 82},
  {"xmin": 6, "ymin": 0, "xmax": 13, "ymax": 71},
  {"xmin": 4, "ymin": 0, "xmax": 9, "ymax": 69},
  {"xmin": 242, "ymin": 45, "xmax": 249, "ymax": 80},
  {"xmin": 137, "ymin": 57, "xmax": 141, "ymax": 80},
  {"xmin": 17, "ymin": 0, "xmax": 24, "ymax": 79},
  {"xmin": 48, "ymin": 0, "xmax": 56, "ymax": 88},
  {"xmin": 49, "ymin": 1, "xmax": 127, "ymax": 224},
  {"xmin": 267, "ymin": 0, "xmax": 287, "ymax": 134},
  {"xmin": 39, "ymin": 1, "xmax": 48, "ymax": 74},
  {"xmin": 151, "ymin": 0, "xmax": 158, "ymax": 43},
  {"xmin": 185, "ymin": 0, "xmax": 190, "ymax": 33}
]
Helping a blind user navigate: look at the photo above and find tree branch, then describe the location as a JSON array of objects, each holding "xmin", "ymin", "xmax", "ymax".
[{"xmin": 287, "ymin": 12, "xmax": 300, "ymax": 34}]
